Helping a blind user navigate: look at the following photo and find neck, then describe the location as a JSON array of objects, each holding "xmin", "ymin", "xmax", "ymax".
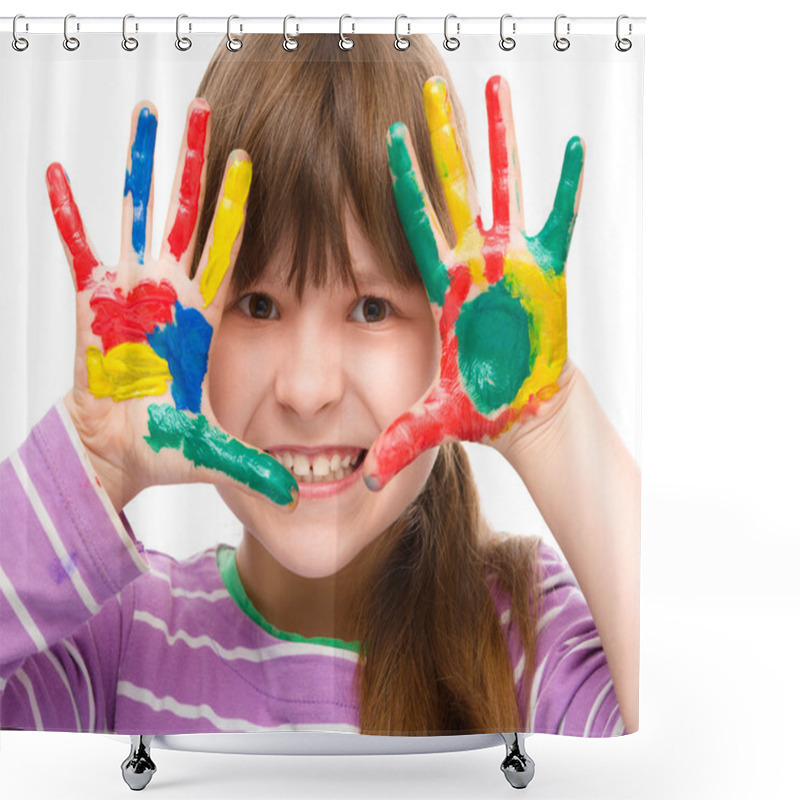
[{"xmin": 235, "ymin": 530, "xmax": 378, "ymax": 643}]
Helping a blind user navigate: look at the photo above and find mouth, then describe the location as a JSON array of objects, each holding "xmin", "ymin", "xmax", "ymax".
[{"xmin": 262, "ymin": 447, "xmax": 368, "ymax": 485}]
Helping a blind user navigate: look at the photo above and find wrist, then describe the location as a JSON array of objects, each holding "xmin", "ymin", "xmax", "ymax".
[{"xmin": 494, "ymin": 359, "xmax": 584, "ymax": 467}]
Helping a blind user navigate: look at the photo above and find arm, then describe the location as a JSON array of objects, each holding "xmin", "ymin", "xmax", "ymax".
[
  {"xmin": 0, "ymin": 401, "xmax": 147, "ymax": 729},
  {"xmin": 500, "ymin": 366, "xmax": 640, "ymax": 733}
]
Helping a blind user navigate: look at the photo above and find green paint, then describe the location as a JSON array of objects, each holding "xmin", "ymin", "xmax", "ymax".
[
  {"xmin": 455, "ymin": 280, "xmax": 535, "ymax": 414},
  {"xmin": 387, "ymin": 123, "xmax": 449, "ymax": 306},
  {"xmin": 144, "ymin": 404, "xmax": 297, "ymax": 506},
  {"xmin": 528, "ymin": 136, "xmax": 584, "ymax": 276}
]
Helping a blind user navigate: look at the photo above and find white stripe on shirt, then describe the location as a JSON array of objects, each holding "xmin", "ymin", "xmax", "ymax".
[
  {"xmin": 132, "ymin": 610, "xmax": 361, "ymax": 664},
  {"xmin": 62, "ymin": 638, "xmax": 96, "ymax": 732},
  {"xmin": 43, "ymin": 649, "xmax": 82, "ymax": 731},
  {"xmin": 583, "ymin": 679, "xmax": 614, "ymax": 737},
  {"xmin": 10, "ymin": 450, "xmax": 101, "ymax": 615},
  {"xmin": 15, "ymin": 669, "xmax": 44, "ymax": 730},
  {"xmin": 0, "ymin": 562, "xmax": 47, "ymax": 651}
]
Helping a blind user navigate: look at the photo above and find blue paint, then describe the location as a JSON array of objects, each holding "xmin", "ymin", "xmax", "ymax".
[
  {"xmin": 50, "ymin": 551, "xmax": 79, "ymax": 585},
  {"xmin": 124, "ymin": 107, "xmax": 158, "ymax": 264},
  {"xmin": 147, "ymin": 301, "xmax": 212, "ymax": 413}
]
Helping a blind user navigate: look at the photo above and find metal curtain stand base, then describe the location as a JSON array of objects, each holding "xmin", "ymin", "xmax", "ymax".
[{"xmin": 121, "ymin": 731, "xmax": 535, "ymax": 791}]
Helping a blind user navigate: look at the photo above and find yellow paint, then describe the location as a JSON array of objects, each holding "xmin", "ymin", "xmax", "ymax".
[
  {"xmin": 423, "ymin": 79, "xmax": 475, "ymax": 241},
  {"xmin": 200, "ymin": 158, "xmax": 252, "ymax": 307},
  {"xmin": 86, "ymin": 342, "xmax": 171, "ymax": 402},
  {"xmin": 501, "ymin": 248, "xmax": 567, "ymax": 412}
]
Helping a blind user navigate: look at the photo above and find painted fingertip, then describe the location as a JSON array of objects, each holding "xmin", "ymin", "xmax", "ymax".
[
  {"xmin": 363, "ymin": 473, "xmax": 382, "ymax": 492},
  {"xmin": 485, "ymin": 74, "xmax": 505, "ymax": 101},
  {"xmin": 386, "ymin": 123, "xmax": 412, "ymax": 174},
  {"xmin": 423, "ymin": 77, "xmax": 451, "ymax": 129}
]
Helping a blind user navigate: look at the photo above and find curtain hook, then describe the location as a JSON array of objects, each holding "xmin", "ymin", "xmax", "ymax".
[
  {"xmin": 443, "ymin": 14, "xmax": 460, "ymax": 51},
  {"xmin": 63, "ymin": 14, "xmax": 80, "ymax": 51},
  {"xmin": 394, "ymin": 15, "xmax": 410, "ymax": 51},
  {"xmin": 283, "ymin": 15, "xmax": 298, "ymax": 51},
  {"xmin": 122, "ymin": 14, "xmax": 139, "ymax": 51},
  {"xmin": 227, "ymin": 15, "xmax": 242, "ymax": 51},
  {"xmin": 12, "ymin": 14, "xmax": 29, "ymax": 51},
  {"xmin": 175, "ymin": 14, "xmax": 192, "ymax": 51},
  {"xmin": 339, "ymin": 15, "xmax": 354, "ymax": 50},
  {"xmin": 499, "ymin": 14, "xmax": 516, "ymax": 51},
  {"xmin": 615, "ymin": 15, "xmax": 632, "ymax": 51},
  {"xmin": 553, "ymin": 14, "xmax": 570, "ymax": 52}
]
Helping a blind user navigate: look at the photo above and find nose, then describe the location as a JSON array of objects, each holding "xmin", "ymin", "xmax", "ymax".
[{"xmin": 273, "ymin": 320, "xmax": 346, "ymax": 420}]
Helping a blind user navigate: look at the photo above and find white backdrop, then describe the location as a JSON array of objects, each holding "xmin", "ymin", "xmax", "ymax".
[
  {"xmin": 1, "ymin": 1, "xmax": 799, "ymax": 800},
  {"xmin": 0, "ymin": 27, "xmax": 640, "ymax": 560}
]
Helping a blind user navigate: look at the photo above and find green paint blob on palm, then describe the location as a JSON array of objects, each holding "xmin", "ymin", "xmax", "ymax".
[
  {"xmin": 455, "ymin": 281, "xmax": 535, "ymax": 414},
  {"xmin": 144, "ymin": 404, "xmax": 297, "ymax": 506}
]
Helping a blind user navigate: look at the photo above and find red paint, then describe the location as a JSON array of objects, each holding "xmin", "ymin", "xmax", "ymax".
[
  {"xmin": 167, "ymin": 105, "xmax": 210, "ymax": 261},
  {"xmin": 486, "ymin": 76, "xmax": 511, "ymax": 235},
  {"xmin": 46, "ymin": 163, "xmax": 100, "ymax": 291},
  {"xmin": 90, "ymin": 279, "xmax": 177, "ymax": 351}
]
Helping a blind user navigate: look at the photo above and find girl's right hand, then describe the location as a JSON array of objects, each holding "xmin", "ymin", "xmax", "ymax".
[{"xmin": 48, "ymin": 99, "xmax": 298, "ymax": 513}]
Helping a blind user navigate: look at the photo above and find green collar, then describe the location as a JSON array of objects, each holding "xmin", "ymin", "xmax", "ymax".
[{"xmin": 216, "ymin": 545, "xmax": 361, "ymax": 654}]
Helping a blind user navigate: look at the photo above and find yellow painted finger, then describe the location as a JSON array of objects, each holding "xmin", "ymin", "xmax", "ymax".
[
  {"xmin": 199, "ymin": 155, "xmax": 252, "ymax": 307},
  {"xmin": 423, "ymin": 77, "xmax": 479, "ymax": 241}
]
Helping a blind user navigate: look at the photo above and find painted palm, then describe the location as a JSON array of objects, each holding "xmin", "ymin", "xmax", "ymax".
[
  {"xmin": 365, "ymin": 76, "xmax": 585, "ymax": 490},
  {"xmin": 47, "ymin": 101, "xmax": 297, "ymax": 508}
]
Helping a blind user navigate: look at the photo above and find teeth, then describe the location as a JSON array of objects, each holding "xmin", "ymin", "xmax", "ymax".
[
  {"xmin": 312, "ymin": 454, "xmax": 330, "ymax": 477},
  {"xmin": 291, "ymin": 453, "xmax": 310, "ymax": 476},
  {"xmin": 266, "ymin": 449, "xmax": 364, "ymax": 484}
]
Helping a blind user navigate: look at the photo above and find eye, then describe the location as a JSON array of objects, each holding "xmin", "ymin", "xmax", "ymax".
[
  {"xmin": 351, "ymin": 296, "xmax": 392, "ymax": 324},
  {"xmin": 237, "ymin": 293, "xmax": 278, "ymax": 320}
]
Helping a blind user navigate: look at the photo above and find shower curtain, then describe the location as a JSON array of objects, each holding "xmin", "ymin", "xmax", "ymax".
[{"xmin": 0, "ymin": 14, "xmax": 643, "ymax": 764}]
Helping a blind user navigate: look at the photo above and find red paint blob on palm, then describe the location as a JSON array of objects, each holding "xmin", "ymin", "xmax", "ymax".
[
  {"xmin": 166, "ymin": 105, "xmax": 209, "ymax": 261},
  {"xmin": 46, "ymin": 163, "xmax": 100, "ymax": 291},
  {"xmin": 90, "ymin": 280, "xmax": 177, "ymax": 351}
]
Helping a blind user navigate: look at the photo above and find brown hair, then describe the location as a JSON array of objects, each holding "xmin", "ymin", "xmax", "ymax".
[{"xmin": 195, "ymin": 34, "xmax": 539, "ymax": 734}]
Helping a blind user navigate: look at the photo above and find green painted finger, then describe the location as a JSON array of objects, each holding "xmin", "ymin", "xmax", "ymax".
[
  {"xmin": 528, "ymin": 136, "xmax": 585, "ymax": 276},
  {"xmin": 387, "ymin": 122, "xmax": 450, "ymax": 307},
  {"xmin": 144, "ymin": 404, "xmax": 298, "ymax": 507}
]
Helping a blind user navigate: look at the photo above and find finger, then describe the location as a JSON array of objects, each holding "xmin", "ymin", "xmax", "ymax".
[
  {"xmin": 532, "ymin": 136, "xmax": 585, "ymax": 275},
  {"xmin": 45, "ymin": 163, "xmax": 102, "ymax": 292},
  {"xmin": 485, "ymin": 75, "xmax": 524, "ymax": 233},
  {"xmin": 161, "ymin": 98, "xmax": 211, "ymax": 267},
  {"xmin": 362, "ymin": 386, "xmax": 456, "ymax": 492},
  {"xmin": 195, "ymin": 150, "xmax": 252, "ymax": 309},
  {"xmin": 423, "ymin": 77, "xmax": 481, "ymax": 242},
  {"xmin": 386, "ymin": 122, "xmax": 450, "ymax": 307},
  {"xmin": 121, "ymin": 102, "xmax": 158, "ymax": 265},
  {"xmin": 143, "ymin": 403, "xmax": 299, "ymax": 510}
]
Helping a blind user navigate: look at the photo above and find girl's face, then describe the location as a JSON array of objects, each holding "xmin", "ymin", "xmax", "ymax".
[{"xmin": 209, "ymin": 213, "xmax": 440, "ymax": 579}]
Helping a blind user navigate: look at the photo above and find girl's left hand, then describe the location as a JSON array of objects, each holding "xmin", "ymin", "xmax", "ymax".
[{"xmin": 363, "ymin": 75, "xmax": 585, "ymax": 491}]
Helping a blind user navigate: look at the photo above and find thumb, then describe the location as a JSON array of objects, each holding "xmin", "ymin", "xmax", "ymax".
[
  {"xmin": 143, "ymin": 403, "xmax": 298, "ymax": 510},
  {"xmin": 362, "ymin": 388, "xmax": 454, "ymax": 492}
]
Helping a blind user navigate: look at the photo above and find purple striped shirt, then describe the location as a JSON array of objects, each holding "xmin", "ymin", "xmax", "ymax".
[{"xmin": 0, "ymin": 402, "xmax": 625, "ymax": 736}]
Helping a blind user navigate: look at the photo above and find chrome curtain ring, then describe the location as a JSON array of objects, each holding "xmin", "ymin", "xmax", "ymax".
[
  {"xmin": 443, "ymin": 14, "xmax": 460, "ymax": 51},
  {"xmin": 175, "ymin": 14, "xmax": 192, "ymax": 51},
  {"xmin": 615, "ymin": 15, "xmax": 632, "ymax": 51},
  {"xmin": 122, "ymin": 14, "xmax": 139, "ymax": 51},
  {"xmin": 553, "ymin": 14, "xmax": 570, "ymax": 51},
  {"xmin": 283, "ymin": 15, "xmax": 298, "ymax": 51},
  {"xmin": 12, "ymin": 14, "xmax": 29, "ymax": 51},
  {"xmin": 227, "ymin": 15, "xmax": 242, "ymax": 51},
  {"xmin": 499, "ymin": 14, "xmax": 515, "ymax": 51},
  {"xmin": 339, "ymin": 15, "xmax": 354, "ymax": 50},
  {"xmin": 394, "ymin": 15, "xmax": 410, "ymax": 50},
  {"xmin": 63, "ymin": 14, "xmax": 80, "ymax": 51}
]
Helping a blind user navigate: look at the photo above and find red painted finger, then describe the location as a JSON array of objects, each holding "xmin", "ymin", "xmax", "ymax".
[
  {"xmin": 486, "ymin": 75, "xmax": 524, "ymax": 233},
  {"xmin": 362, "ymin": 385, "xmax": 457, "ymax": 491},
  {"xmin": 45, "ymin": 162, "xmax": 101, "ymax": 291},
  {"xmin": 162, "ymin": 99, "xmax": 211, "ymax": 266}
]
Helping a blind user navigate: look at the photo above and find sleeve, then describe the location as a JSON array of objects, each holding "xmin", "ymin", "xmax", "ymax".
[
  {"xmin": 0, "ymin": 400, "xmax": 150, "ymax": 731},
  {"xmin": 525, "ymin": 542, "xmax": 626, "ymax": 737}
]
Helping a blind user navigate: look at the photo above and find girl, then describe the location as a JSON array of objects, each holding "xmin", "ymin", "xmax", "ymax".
[{"xmin": 0, "ymin": 35, "xmax": 639, "ymax": 738}]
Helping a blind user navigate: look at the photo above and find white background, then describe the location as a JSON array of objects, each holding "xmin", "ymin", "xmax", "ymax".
[{"xmin": 1, "ymin": 2, "xmax": 798, "ymax": 800}]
